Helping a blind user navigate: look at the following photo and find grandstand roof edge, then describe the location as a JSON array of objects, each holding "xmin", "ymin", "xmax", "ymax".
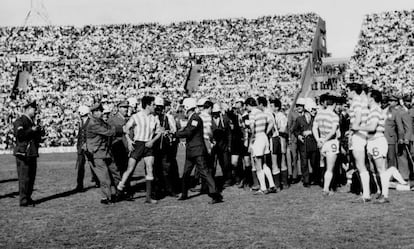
[{"xmin": 0, "ymin": 12, "xmax": 321, "ymax": 29}]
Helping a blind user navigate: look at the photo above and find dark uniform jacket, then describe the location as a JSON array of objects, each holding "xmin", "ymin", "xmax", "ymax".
[
  {"xmin": 399, "ymin": 108, "xmax": 412, "ymax": 142},
  {"xmin": 292, "ymin": 114, "xmax": 317, "ymax": 152},
  {"xmin": 384, "ymin": 106, "xmax": 404, "ymax": 145},
  {"xmin": 76, "ymin": 118, "xmax": 89, "ymax": 154},
  {"xmin": 13, "ymin": 114, "xmax": 43, "ymax": 158},
  {"xmin": 176, "ymin": 113, "xmax": 207, "ymax": 158},
  {"xmin": 211, "ymin": 113, "xmax": 232, "ymax": 151},
  {"xmin": 287, "ymin": 110, "xmax": 300, "ymax": 144},
  {"xmin": 84, "ymin": 116, "xmax": 123, "ymax": 159},
  {"xmin": 409, "ymin": 108, "xmax": 414, "ymax": 142},
  {"xmin": 107, "ymin": 112, "xmax": 128, "ymax": 148}
]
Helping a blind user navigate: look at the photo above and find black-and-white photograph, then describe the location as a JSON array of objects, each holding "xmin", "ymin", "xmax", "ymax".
[{"xmin": 1, "ymin": 0, "xmax": 414, "ymax": 248}]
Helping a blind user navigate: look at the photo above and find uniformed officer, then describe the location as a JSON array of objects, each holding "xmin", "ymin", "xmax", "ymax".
[
  {"xmin": 107, "ymin": 101, "xmax": 130, "ymax": 184},
  {"xmin": 153, "ymin": 96, "xmax": 179, "ymax": 197},
  {"xmin": 84, "ymin": 103, "xmax": 124, "ymax": 204},
  {"xmin": 176, "ymin": 98, "xmax": 223, "ymax": 204},
  {"xmin": 384, "ymin": 95, "xmax": 404, "ymax": 169},
  {"xmin": 13, "ymin": 100, "xmax": 44, "ymax": 207},
  {"xmin": 292, "ymin": 98, "xmax": 319, "ymax": 187},
  {"xmin": 211, "ymin": 103, "xmax": 233, "ymax": 187}
]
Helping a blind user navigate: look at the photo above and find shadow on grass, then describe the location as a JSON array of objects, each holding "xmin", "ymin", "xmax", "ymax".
[
  {"xmin": 0, "ymin": 191, "xmax": 19, "ymax": 199},
  {"xmin": 33, "ymin": 186, "xmax": 96, "ymax": 204},
  {"xmin": 0, "ymin": 178, "xmax": 18, "ymax": 184}
]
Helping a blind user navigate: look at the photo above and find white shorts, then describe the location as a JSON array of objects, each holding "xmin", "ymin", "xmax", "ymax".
[
  {"xmin": 351, "ymin": 133, "xmax": 367, "ymax": 151},
  {"xmin": 251, "ymin": 133, "xmax": 270, "ymax": 157},
  {"xmin": 367, "ymin": 136, "xmax": 388, "ymax": 160},
  {"xmin": 321, "ymin": 139, "xmax": 339, "ymax": 156}
]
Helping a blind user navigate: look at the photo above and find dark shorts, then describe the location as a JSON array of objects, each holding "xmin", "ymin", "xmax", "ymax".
[
  {"xmin": 230, "ymin": 139, "xmax": 244, "ymax": 155},
  {"xmin": 130, "ymin": 141, "xmax": 153, "ymax": 160},
  {"xmin": 272, "ymin": 137, "xmax": 281, "ymax": 154}
]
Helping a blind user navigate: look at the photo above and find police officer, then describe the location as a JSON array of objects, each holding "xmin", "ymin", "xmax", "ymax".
[
  {"xmin": 292, "ymin": 98, "xmax": 319, "ymax": 187},
  {"xmin": 13, "ymin": 100, "xmax": 44, "ymax": 207},
  {"xmin": 84, "ymin": 103, "xmax": 124, "ymax": 204},
  {"xmin": 107, "ymin": 101, "xmax": 130, "ymax": 185},
  {"xmin": 153, "ymin": 96, "xmax": 179, "ymax": 197},
  {"xmin": 384, "ymin": 95, "xmax": 404, "ymax": 169},
  {"xmin": 176, "ymin": 98, "xmax": 223, "ymax": 204},
  {"xmin": 211, "ymin": 103, "xmax": 233, "ymax": 187}
]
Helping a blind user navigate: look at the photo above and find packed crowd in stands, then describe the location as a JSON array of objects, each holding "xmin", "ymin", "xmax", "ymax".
[
  {"xmin": 346, "ymin": 9, "xmax": 414, "ymax": 95},
  {"xmin": 0, "ymin": 13, "xmax": 319, "ymax": 149},
  {"xmin": 198, "ymin": 53, "xmax": 307, "ymax": 87}
]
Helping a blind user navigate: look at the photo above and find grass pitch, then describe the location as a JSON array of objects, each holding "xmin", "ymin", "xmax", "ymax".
[{"xmin": 1, "ymin": 152, "xmax": 414, "ymax": 249}]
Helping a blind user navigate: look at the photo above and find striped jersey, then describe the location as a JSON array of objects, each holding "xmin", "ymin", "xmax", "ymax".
[
  {"xmin": 366, "ymin": 104, "xmax": 385, "ymax": 139},
  {"xmin": 199, "ymin": 111, "xmax": 213, "ymax": 142},
  {"xmin": 251, "ymin": 107, "xmax": 270, "ymax": 135},
  {"xmin": 127, "ymin": 110, "xmax": 160, "ymax": 142},
  {"xmin": 314, "ymin": 108, "xmax": 339, "ymax": 139},
  {"xmin": 349, "ymin": 94, "xmax": 369, "ymax": 136}
]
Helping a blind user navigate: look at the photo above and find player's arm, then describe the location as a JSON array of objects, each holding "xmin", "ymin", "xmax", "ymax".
[
  {"xmin": 312, "ymin": 118, "xmax": 320, "ymax": 142},
  {"xmin": 323, "ymin": 123, "xmax": 339, "ymax": 141},
  {"xmin": 351, "ymin": 104, "xmax": 362, "ymax": 130},
  {"xmin": 145, "ymin": 118, "xmax": 165, "ymax": 148},
  {"xmin": 124, "ymin": 117, "xmax": 135, "ymax": 150},
  {"xmin": 356, "ymin": 116, "xmax": 378, "ymax": 132},
  {"xmin": 265, "ymin": 114, "xmax": 275, "ymax": 136}
]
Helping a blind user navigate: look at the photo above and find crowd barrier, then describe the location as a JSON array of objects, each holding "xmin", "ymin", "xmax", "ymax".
[{"xmin": 0, "ymin": 146, "xmax": 77, "ymax": 155}]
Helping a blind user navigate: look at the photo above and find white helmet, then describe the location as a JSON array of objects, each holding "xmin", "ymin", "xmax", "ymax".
[
  {"xmin": 296, "ymin": 97, "xmax": 306, "ymax": 106},
  {"xmin": 127, "ymin": 97, "xmax": 138, "ymax": 107},
  {"xmin": 154, "ymin": 96, "xmax": 164, "ymax": 106},
  {"xmin": 212, "ymin": 103, "xmax": 221, "ymax": 113},
  {"xmin": 183, "ymin": 98, "xmax": 197, "ymax": 111},
  {"xmin": 78, "ymin": 105, "xmax": 90, "ymax": 116},
  {"xmin": 304, "ymin": 98, "xmax": 317, "ymax": 112},
  {"xmin": 197, "ymin": 98, "xmax": 207, "ymax": 107},
  {"xmin": 102, "ymin": 104, "xmax": 111, "ymax": 114}
]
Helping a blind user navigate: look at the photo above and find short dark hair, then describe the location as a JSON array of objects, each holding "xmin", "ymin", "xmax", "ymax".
[
  {"xmin": 245, "ymin": 97, "xmax": 257, "ymax": 107},
  {"xmin": 141, "ymin": 96, "xmax": 155, "ymax": 109},
  {"xmin": 347, "ymin": 83, "xmax": 363, "ymax": 95},
  {"xmin": 271, "ymin": 98, "xmax": 282, "ymax": 108},
  {"xmin": 370, "ymin": 90, "xmax": 382, "ymax": 103},
  {"xmin": 203, "ymin": 100, "xmax": 213, "ymax": 109},
  {"xmin": 257, "ymin": 96, "xmax": 267, "ymax": 107}
]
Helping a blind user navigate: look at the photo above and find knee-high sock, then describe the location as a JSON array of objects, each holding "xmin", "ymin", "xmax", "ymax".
[
  {"xmin": 256, "ymin": 170, "xmax": 266, "ymax": 191},
  {"xmin": 323, "ymin": 171, "xmax": 333, "ymax": 192},
  {"xmin": 387, "ymin": 166, "xmax": 407, "ymax": 185},
  {"xmin": 263, "ymin": 164, "xmax": 275, "ymax": 188},
  {"xmin": 360, "ymin": 171, "xmax": 370, "ymax": 199},
  {"xmin": 379, "ymin": 172, "xmax": 389, "ymax": 198}
]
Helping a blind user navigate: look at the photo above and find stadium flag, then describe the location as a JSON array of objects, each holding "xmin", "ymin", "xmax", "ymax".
[
  {"xmin": 10, "ymin": 70, "xmax": 21, "ymax": 100},
  {"xmin": 10, "ymin": 69, "xmax": 30, "ymax": 99}
]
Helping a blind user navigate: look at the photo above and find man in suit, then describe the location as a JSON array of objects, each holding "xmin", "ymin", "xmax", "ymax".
[
  {"xmin": 85, "ymin": 103, "xmax": 124, "ymax": 204},
  {"xmin": 75, "ymin": 105, "xmax": 99, "ymax": 191},
  {"xmin": 397, "ymin": 95, "xmax": 413, "ymax": 179},
  {"xmin": 292, "ymin": 98, "xmax": 319, "ymax": 187},
  {"xmin": 107, "ymin": 101, "xmax": 130, "ymax": 187},
  {"xmin": 176, "ymin": 98, "xmax": 223, "ymax": 204},
  {"xmin": 211, "ymin": 103, "xmax": 233, "ymax": 187},
  {"xmin": 13, "ymin": 100, "xmax": 44, "ymax": 207},
  {"xmin": 287, "ymin": 99, "xmax": 304, "ymax": 184},
  {"xmin": 384, "ymin": 95, "xmax": 404, "ymax": 169}
]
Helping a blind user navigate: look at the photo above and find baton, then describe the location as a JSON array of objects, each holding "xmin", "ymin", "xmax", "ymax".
[{"xmin": 404, "ymin": 144, "xmax": 414, "ymax": 173}]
